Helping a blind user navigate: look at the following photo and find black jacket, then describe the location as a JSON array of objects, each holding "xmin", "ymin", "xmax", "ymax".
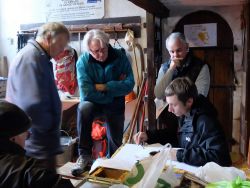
[
  {"xmin": 0, "ymin": 139, "xmax": 74, "ymax": 188},
  {"xmin": 147, "ymin": 95, "xmax": 232, "ymax": 167}
]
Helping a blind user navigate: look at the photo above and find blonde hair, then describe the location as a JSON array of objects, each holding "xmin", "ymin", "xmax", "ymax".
[
  {"xmin": 83, "ymin": 29, "xmax": 109, "ymax": 52},
  {"xmin": 36, "ymin": 22, "xmax": 70, "ymax": 40}
]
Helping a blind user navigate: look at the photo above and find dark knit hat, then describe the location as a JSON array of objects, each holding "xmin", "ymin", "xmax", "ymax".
[{"xmin": 0, "ymin": 100, "xmax": 31, "ymax": 138}]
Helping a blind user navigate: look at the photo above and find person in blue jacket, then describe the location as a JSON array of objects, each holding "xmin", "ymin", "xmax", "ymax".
[
  {"xmin": 72, "ymin": 29, "xmax": 135, "ymax": 176},
  {"xmin": 6, "ymin": 22, "xmax": 70, "ymax": 170},
  {"xmin": 134, "ymin": 77, "xmax": 231, "ymax": 167}
]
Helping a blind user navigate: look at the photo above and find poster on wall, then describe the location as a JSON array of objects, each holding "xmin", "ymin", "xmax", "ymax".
[
  {"xmin": 45, "ymin": 0, "xmax": 104, "ymax": 22},
  {"xmin": 184, "ymin": 23, "xmax": 217, "ymax": 47}
]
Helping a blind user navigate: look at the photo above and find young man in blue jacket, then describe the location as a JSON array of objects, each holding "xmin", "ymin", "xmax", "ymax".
[
  {"xmin": 134, "ymin": 77, "xmax": 231, "ymax": 167},
  {"xmin": 72, "ymin": 29, "xmax": 135, "ymax": 176}
]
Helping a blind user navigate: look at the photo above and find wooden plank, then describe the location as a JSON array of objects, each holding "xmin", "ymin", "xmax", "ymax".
[
  {"xmin": 128, "ymin": 0, "xmax": 169, "ymax": 18},
  {"xmin": 19, "ymin": 16, "xmax": 142, "ymax": 40},
  {"xmin": 146, "ymin": 12, "xmax": 156, "ymax": 130},
  {"xmin": 20, "ymin": 16, "xmax": 141, "ymax": 30},
  {"xmin": 124, "ymin": 99, "xmax": 138, "ymax": 130},
  {"xmin": 244, "ymin": 2, "xmax": 250, "ymax": 157}
]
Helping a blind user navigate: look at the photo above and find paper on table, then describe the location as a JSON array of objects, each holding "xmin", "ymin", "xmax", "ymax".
[
  {"xmin": 166, "ymin": 160, "xmax": 198, "ymax": 174},
  {"xmin": 90, "ymin": 143, "xmax": 198, "ymax": 175},
  {"xmin": 89, "ymin": 143, "xmax": 163, "ymax": 174}
]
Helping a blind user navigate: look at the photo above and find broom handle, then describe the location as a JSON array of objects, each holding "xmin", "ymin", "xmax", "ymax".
[{"xmin": 127, "ymin": 72, "xmax": 147, "ymax": 143}]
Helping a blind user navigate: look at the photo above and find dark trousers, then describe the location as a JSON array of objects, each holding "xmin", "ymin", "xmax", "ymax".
[{"xmin": 77, "ymin": 101, "xmax": 125, "ymax": 158}]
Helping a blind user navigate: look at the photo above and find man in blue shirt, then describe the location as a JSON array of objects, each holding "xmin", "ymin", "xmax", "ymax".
[{"xmin": 6, "ymin": 22, "xmax": 70, "ymax": 170}]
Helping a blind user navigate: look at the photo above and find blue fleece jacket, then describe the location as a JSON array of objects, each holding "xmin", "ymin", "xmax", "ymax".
[{"xmin": 77, "ymin": 46, "xmax": 135, "ymax": 105}]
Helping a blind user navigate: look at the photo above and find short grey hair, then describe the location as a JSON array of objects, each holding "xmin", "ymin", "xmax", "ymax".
[
  {"xmin": 165, "ymin": 32, "xmax": 187, "ymax": 50},
  {"xmin": 83, "ymin": 29, "xmax": 109, "ymax": 52},
  {"xmin": 36, "ymin": 22, "xmax": 69, "ymax": 40}
]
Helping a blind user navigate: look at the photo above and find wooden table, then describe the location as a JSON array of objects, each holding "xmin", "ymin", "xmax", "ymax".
[{"xmin": 61, "ymin": 98, "xmax": 80, "ymax": 138}]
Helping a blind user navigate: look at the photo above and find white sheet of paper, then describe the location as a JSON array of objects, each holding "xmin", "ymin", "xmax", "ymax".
[
  {"xmin": 166, "ymin": 160, "xmax": 198, "ymax": 174},
  {"xmin": 90, "ymin": 143, "xmax": 163, "ymax": 173},
  {"xmin": 89, "ymin": 143, "xmax": 198, "ymax": 174}
]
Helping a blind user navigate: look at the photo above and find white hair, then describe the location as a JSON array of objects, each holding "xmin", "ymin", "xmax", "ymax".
[
  {"xmin": 83, "ymin": 29, "xmax": 110, "ymax": 52},
  {"xmin": 36, "ymin": 22, "xmax": 69, "ymax": 41},
  {"xmin": 165, "ymin": 32, "xmax": 187, "ymax": 50}
]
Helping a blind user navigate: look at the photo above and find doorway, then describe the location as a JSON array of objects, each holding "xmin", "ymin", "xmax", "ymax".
[{"xmin": 173, "ymin": 10, "xmax": 235, "ymax": 149}]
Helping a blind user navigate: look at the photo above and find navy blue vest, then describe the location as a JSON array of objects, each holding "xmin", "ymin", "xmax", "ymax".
[{"xmin": 161, "ymin": 53, "xmax": 205, "ymax": 83}]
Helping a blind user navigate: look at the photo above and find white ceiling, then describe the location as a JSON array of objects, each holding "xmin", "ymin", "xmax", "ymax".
[{"xmin": 159, "ymin": 0, "xmax": 246, "ymax": 8}]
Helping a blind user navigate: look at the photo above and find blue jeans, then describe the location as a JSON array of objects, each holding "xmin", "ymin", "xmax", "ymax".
[{"xmin": 77, "ymin": 101, "xmax": 125, "ymax": 157}]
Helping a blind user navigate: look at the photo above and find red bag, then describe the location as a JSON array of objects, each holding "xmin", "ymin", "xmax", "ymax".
[
  {"xmin": 54, "ymin": 47, "xmax": 78, "ymax": 95},
  {"xmin": 91, "ymin": 120, "xmax": 107, "ymax": 159}
]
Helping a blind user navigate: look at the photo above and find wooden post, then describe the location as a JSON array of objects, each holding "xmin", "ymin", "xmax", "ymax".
[
  {"xmin": 146, "ymin": 12, "xmax": 156, "ymax": 130},
  {"xmin": 239, "ymin": 1, "xmax": 250, "ymax": 158},
  {"xmin": 245, "ymin": 2, "xmax": 250, "ymax": 157},
  {"xmin": 248, "ymin": 138, "xmax": 250, "ymax": 168}
]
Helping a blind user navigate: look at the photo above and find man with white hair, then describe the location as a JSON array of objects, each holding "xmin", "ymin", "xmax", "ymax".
[
  {"xmin": 72, "ymin": 29, "xmax": 134, "ymax": 176},
  {"xmin": 154, "ymin": 32, "xmax": 210, "ymax": 99},
  {"xmin": 6, "ymin": 22, "xmax": 70, "ymax": 170},
  {"xmin": 154, "ymin": 32, "xmax": 210, "ymax": 134}
]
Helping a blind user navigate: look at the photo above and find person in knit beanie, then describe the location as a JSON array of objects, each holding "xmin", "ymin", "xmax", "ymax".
[
  {"xmin": 0, "ymin": 100, "xmax": 31, "ymax": 140},
  {"xmin": 0, "ymin": 100, "xmax": 74, "ymax": 188}
]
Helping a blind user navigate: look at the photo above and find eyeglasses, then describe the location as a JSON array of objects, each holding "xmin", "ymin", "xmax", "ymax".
[{"xmin": 90, "ymin": 46, "xmax": 108, "ymax": 56}]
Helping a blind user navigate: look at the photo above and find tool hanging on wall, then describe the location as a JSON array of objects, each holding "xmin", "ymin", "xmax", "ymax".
[
  {"xmin": 125, "ymin": 29, "xmax": 145, "ymax": 91},
  {"xmin": 123, "ymin": 29, "xmax": 147, "ymax": 144},
  {"xmin": 123, "ymin": 72, "xmax": 148, "ymax": 144},
  {"xmin": 139, "ymin": 79, "xmax": 148, "ymax": 133},
  {"xmin": 113, "ymin": 32, "xmax": 122, "ymax": 48}
]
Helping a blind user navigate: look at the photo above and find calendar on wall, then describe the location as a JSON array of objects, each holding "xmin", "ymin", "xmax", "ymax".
[
  {"xmin": 45, "ymin": 0, "xmax": 104, "ymax": 22},
  {"xmin": 184, "ymin": 23, "xmax": 217, "ymax": 47}
]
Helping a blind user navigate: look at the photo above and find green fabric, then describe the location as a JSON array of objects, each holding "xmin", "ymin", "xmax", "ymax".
[
  {"xmin": 156, "ymin": 178, "xmax": 171, "ymax": 188},
  {"xmin": 124, "ymin": 161, "xmax": 144, "ymax": 186},
  {"xmin": 206, "ymin": 176, "xmax": 250, "ymax": 188}
]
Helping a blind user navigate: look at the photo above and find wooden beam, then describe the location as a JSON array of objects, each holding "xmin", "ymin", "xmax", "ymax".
[
  {"xmin": 128, "ymin": 0, "xmax": 169, "ymax": 18},
  {"xmin": 245, "ymin": 2, "xmax": 250, "ymax": 158},
  {"xmin": 19, "ymin": 16, "xmax": 142, "ymax": 41},
  {"xmin": 146, "ymin": 12, "xmax": 156, "ymax": 130}
]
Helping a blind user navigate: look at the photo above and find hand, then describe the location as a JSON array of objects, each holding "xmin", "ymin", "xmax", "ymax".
[
  {"xmin": 133, "ymin": 132, "xmax": 148, "ymax": 145},
  {"xmin": 169, "ymin": 58, "xmax": 183, "ymax": 69},
  {"xmin": 95, "ymin": 84, "xmax": 107, "ymax": 91}
]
